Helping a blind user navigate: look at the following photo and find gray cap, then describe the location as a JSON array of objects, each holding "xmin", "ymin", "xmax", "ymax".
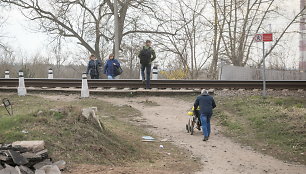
[{"xmin": 201, "ymin": 89, "xmax": 208, "ymax": 95}]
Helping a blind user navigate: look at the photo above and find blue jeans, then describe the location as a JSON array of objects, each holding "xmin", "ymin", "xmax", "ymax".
[
  {"xmin": 141, "ymin": 64, "xmax": 151, "ymax": 89},
  {"xmin": 108, "ymin": 75, "xmax": 119, "ymax": 79},
  {"xmin": 200, "ymin": 114, "xmax": 212, "ymax": 138}
]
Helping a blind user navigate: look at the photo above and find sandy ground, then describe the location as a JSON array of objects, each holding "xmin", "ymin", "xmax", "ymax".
[{"xmin": 102, "ymin": 96, "xmax": 306, "ymax": 174}]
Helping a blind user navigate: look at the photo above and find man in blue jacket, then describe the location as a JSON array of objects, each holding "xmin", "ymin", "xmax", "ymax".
[{"xmin": 194, "ymin": 89, "xmax": 216, "ymax": 141}]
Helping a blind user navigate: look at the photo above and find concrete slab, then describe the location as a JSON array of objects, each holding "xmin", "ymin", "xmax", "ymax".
[{"xmin": 8, "ymin": 150, "xmax": 29, "ymax": 165}]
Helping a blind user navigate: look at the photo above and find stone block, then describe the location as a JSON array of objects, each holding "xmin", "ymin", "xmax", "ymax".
[
  {"xmin": 12, "ymin": 141, "xmax": 45, "ymax": 153},
  {"xmin": 53, "ymin": 160, "xmax": 66, "ymax": 170},
  {"xmin": 8, "ymin": 150, "xmax": 29, "ymax": 165},
  {"xmin": 33, "ymin": 159, "xmax": 52, "ymax": 170},
  {"xmin": 40, "ymin": 165, "xmax": 61, "ymax": 174}
]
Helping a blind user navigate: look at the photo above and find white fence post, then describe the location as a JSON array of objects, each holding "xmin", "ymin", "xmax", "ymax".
[
  {"xmin": 5, "ymin": 70, "xmax": 10, "ymax": 79},
  {"xmin": 152, "ymin": 65, "xmax": 158, "ymax": 80},
  {"xmin": 81, "ymin": 73, "xmax": 89, "ymax": 98},
  {"xmin": 17, "ymin": 70, "xmax": 27, "ymax": 96},
  {"xmin": 139, "ymin": 68, "xmax": 142, "ymax": 80},
  {"xmin": 48, "ymin": 68, "xmax": 54, "ymax": 79}
]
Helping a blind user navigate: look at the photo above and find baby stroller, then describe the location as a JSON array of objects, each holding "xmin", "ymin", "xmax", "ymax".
[{"xmin": 186, "ymin": 107, "xmax": 201, "ymax": 135}]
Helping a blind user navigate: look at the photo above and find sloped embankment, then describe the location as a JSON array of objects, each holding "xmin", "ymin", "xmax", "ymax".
[{"xmin": 0, "ymin": 94, "xmax": 200, "ymax": 173}]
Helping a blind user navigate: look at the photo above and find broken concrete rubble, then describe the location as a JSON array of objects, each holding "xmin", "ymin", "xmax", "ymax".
[
  {"xmin": 0, "ymin": 164, "xmax": 18, "ymax": 174},
  {"xmin": 35, "ymin": 169, "xmax": 46, "ymax": 174},
  {"xmin": 39, "ymin": 165, "xmax": 61, "ymax": 174},
  {"xmin": 82, "ymin": 107, "xmax": 104, "ymax": 131},
  {"xmin": 53, "ymin": 160, "xmax": 66, "ymax": 171},
  {"xmin": 12, "ymin": 141, "xmax": 45, "ymax": 153},
  {"xmin": 8, "ymin": 150, "xmax": 29, "ymax": 165},
  {"xmin": 33, "ymin": 159, "xmax": 52, "ymax": 170},
  {"xmin": 16, "ymin": 165, "xmax": 34, "ymax": 174},
  {"xmin": 0, "ymin": 141, "xmax": 65, "ymax": 174}
]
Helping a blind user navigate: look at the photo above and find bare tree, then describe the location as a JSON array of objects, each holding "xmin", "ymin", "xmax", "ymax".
[
  {"xmin": 213, "ymin": 0, "xmax": 276, "ymax": 67},
  {"xmin": 0, "ymin": 0, "xmax": 177, "ymax": 61},
  {"xmin": 0, "ymin": 3, "xmax": 8, "ymax": 51},
  {"xmin": 153, "ymin": 0, "xmax": 211, "ymax": 79},
  {"xmin": 206, "ymin": 0, "xmax": 305, "ymax": 79},
  {"xmin": 209, "ymin": 0, "xmax": 226, "ymax": 79}
]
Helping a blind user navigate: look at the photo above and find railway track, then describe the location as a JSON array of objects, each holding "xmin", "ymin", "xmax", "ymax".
[{"xmin": 0, "ymin": 79, "xmax": 305, "ymax": 90}]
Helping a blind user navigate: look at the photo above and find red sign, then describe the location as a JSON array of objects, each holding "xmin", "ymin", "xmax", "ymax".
[
  {"xmin": 254, "ymin": 33, "xmax": 273, "ymax": 42},
  {"xmin": 263, "ymin": 33, "xmax": 273, "ymax": 42}
]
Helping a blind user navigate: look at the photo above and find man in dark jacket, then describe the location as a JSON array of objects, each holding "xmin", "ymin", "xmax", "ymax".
[
  {"xmin": 138, "ymin": 40, "xmax": 156, "ymax": 89},
  {"xmin": 86, "ymin": 55, "xmax": 102, "ymax": 79},
  {"xmin": 194, "ymin": 89, "xmax": 216, "ymax": 141}
]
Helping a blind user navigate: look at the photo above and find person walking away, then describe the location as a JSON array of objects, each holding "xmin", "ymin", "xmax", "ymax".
[
  {"xmin": 138, "ymin": 40, "xmax": 156, "ymax": 89},
  {"xmin": 86, "ymin": 55, "xmax": 102, "ymax": 79},
  {"xmin": 104, "ymin": 53, "xmax": 121, "ymax": 79},
  {"xmin": 194, "ymin": 89, "xmax": 216, "ymax": 141}
]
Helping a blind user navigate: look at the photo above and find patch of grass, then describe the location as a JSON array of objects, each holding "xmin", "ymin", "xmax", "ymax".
[
  {"xmin": 215, "ymin": 96, "xmax": 306, "ymax": 165},
  {"xmin": 53, "ymin": 112, "xmax": 64, "ymax": 120},
  {"xmin": 0, "ymin": 94, "xmax": 200, "ymax": 173},
  {"xmin": 227, "ymin": 121, "xmax": 243, "ymax": 132},
  {"xmin": 1, "ymin": 99, "xmax": 144, "ymax": 165},
  {"xmin": 295, "ymin": 103, "xmax": 304, "ymax": 108},
  {"xmin": 273, "ymin": 97, "xmax": 306, "ymax": 108}
]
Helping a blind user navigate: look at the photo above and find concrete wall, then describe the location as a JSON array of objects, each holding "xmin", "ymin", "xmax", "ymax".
[{"xmin": 219, "ymin": 65, "xmax": 306, "ymax": 80}]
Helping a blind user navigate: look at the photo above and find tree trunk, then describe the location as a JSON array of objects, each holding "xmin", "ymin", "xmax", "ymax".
[{"xmin": 209, "ymin": 0, "xmax": 219, "ymax": 79}]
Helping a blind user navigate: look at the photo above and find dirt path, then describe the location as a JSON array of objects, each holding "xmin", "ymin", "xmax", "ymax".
[{"xmin": 102, "ymin": 96, "xmax": 306, "ymax": 174}]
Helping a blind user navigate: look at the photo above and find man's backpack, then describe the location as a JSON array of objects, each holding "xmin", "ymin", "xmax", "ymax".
[{"xmin": 139, "ymin": 47, "xmax": 152, "ymax": 65}]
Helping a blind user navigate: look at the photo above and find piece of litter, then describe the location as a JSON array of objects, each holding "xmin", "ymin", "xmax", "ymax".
[
  {"xmin": 160, "ymin": 145, "xmax": 164, "ymax": 148},
  {"xmin": 21, "ymin": 130, "xmax": 29, "ymax": 134},
  {"xmin": 160, "ymin": 138, "xmax": 174, "ymax": 142},
  {"xmin": 142, "ymin": 136, "xmax": 155, "ymax": 142},
  {"xmin": 101, "ymin": 116, "xmax": 110, "ymax": 118},
  {"xmin": 142, "ymin": 136, "xmax": 155, "ymax": 140},
  {"xmin": 142, "ymin": 140, "xmax": 155, "ymax": 142}
]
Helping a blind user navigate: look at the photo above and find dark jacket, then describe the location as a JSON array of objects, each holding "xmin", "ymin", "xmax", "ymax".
[
  {"xmin": 86, "ymin": 60, "xmax": 102, "ymax": 76},
  {"xmin": 104, "ymin": 59, "xmax": 121, "ymax": 76},
  {"xmin": 194, "ymin": 93, "xmax": 216, "ymax": 115},
  {"xmin": 138, "ymin": 46, "xmax": 156, "ymax": 64}
]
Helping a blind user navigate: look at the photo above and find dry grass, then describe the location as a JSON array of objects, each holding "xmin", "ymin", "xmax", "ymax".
[
  {"xmin": 0, "ymin": 94, "xmax": 200, "ymax": 173},
  {"xmin": 214, "ymin": 95, "xmax": 306, "ymax": 165},
  {"xmin": 176, "ymin": 94, "xmax": 306, "ymax": 165}
]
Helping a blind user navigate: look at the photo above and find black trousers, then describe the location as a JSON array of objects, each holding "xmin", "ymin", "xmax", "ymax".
[
  {"xmin": 141, "ymin": 64, "xmax": 151, "ymax": 89},
  {"xmin": 90, "ymin": 74, "xmax": 99, "ymax": 79}
]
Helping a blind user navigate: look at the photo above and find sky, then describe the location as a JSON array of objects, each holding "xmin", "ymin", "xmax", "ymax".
[
  {"xmin": 3, "ymin": 9, "xmax": 49, "ymax": 56},
  {"xmin": 0, "ymin": 0, "xmax": 302, "ymax": 68}
]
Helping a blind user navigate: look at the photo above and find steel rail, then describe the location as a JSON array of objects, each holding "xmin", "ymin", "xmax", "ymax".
[{"xmin": 0, "ymin": 79, "xmax": 305, "ymax": 89}]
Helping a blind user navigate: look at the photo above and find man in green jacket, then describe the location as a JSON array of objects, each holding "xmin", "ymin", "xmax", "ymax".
[{"xmin": 138, "ymin": 40, "xmax": 156, "ymax": 89}]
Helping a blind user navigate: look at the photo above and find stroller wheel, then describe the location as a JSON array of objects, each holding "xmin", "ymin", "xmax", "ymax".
[{"xmin": 190, "ymin": 121, "xmax": 194, "ymax": 135}]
